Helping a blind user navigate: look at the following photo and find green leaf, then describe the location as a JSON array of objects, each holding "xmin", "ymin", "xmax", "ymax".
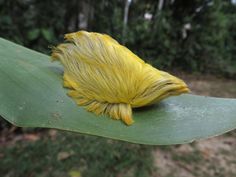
[
  {"xmin": 27, "ymin": 29, "xmax": 40, "ymax": 41},
  {"xmin": 41, "ymin": 28, "xmax": 54, "ymax": 42},
  {"xmin": 0, "ymin": 38, "xmax": 236, "ymax": 145}
]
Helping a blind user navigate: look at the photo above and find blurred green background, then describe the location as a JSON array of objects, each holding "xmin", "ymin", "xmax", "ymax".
[
  {"xmin": 1, "ymin": 0, "xmax": 236, "ymax": 77},
  {"xmin": 0, "ymin": 0, "xmax": 236, "ymax": 177}
]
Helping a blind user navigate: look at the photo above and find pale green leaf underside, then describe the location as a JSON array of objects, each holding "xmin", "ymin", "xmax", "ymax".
[{"xmin": 0, "ymin": 38, "xmax": 236, "ymax": 145}]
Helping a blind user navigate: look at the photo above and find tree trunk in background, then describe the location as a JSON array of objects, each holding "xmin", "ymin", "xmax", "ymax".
[
  {"xmin": 79, "ymin": 1, "xmax": 91, "ymax": 30},
  {"xmin": 158, "ymin": 0, "xmax": 164, "ymax": 11},
  {"xmin": 64, "ymin": 0, "xmax": 81, "ymax": 32},
  {"xmin": 122, "ymin": 0, "xmax": 132, "ymax": 44},
  {"xmin": 75, "ymin": 0, "xmax": 80, "ymax": 30}
]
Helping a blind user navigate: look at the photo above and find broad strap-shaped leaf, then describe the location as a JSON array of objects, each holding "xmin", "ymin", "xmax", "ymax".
[{"xmin": 0, "ymin": 38, "xmax": 236, "ymax": 145}]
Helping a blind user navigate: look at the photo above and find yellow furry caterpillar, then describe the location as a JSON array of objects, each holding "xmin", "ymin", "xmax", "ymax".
[{"xmin": 52, "ymin": 31, "xmax": 189, "ymax": 125}]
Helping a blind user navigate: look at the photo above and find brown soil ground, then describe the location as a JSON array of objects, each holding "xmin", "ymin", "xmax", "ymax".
[{"xmin": 153, "ymin": 73, "xmax": 236, "ymax": 177}]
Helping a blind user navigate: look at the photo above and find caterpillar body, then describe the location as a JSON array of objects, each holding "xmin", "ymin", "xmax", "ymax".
[{"xmin": 52, "ymin": 31, "xmax": 189, "ymax": 125}]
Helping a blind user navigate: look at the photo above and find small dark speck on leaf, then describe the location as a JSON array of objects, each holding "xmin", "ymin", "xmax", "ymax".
[
  {"xmin": 48, "ymin": 113, "xmax": 62, "ymax": 125},
  {"xmin": 51, "ymin": 112, "xmax": 61, "ymax": 119},
  {"xmin": 56, "ymin": 99, "xmax": 64, "ymax": 103}
]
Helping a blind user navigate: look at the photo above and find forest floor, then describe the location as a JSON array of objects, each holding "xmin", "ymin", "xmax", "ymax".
[{"xmin": 0, "ymin": 73, "xmax": 236, "ymax": 177}]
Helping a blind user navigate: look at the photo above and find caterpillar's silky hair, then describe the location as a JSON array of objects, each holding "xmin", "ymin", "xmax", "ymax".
[{"xmin": 52, "ymin": 31, "xmax": 189, "ymax": 125}]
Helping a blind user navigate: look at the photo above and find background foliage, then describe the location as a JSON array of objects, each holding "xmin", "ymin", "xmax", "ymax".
[{"xmin": 0, "ymin": 0, "xmax": 235, "ymax": 77}]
